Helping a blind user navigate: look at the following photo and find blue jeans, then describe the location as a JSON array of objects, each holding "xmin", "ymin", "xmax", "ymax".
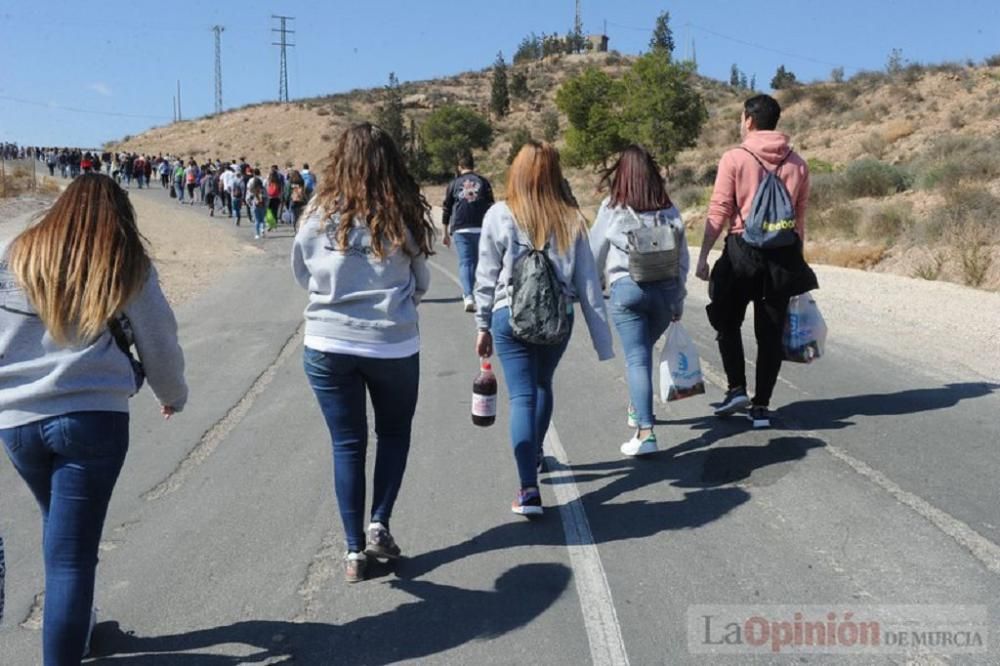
[
  {"xmin": 303, "ymin": 348, "xmax": 420, "ymax": 552},
  {"xmin": 253, "ymin": 204, "xmax": 267, "ymax": 237},
  {"xmin": 609, "ymin": 277, "xmax": 681, "ymax": 429},
  {"xmin": 1, "ymin": 412, "xmax": 129, "ymax": 666},
  {"xmin": 452, "ymin": 232, "xmax": 481, "ymax": 298},
  {"xmin": 491, "ymin": 308, "xmax": 573, "ymax": 489},
  {"xmin": 174, "ymin": 178, "xmax": 184, "ymax": 202}
]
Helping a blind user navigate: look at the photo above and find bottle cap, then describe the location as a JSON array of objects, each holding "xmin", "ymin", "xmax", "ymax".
[{"xmin": 482, "ymin": 361, "xmax": 492, "ymax": 371}]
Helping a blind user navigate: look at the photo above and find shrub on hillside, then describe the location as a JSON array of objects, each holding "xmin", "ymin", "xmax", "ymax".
[
  {"xmin": 541, "ymin": 110, "xmax": 560, "ymax": 142},
  {"xmin": 859, "ymin": 132, "xmax": 887, "ymax": 159},
  {"xmin": 985, "ymin": 53, "xmax": 1000, "ymax": 67},
  {"xmin": 671, "ymin": 185, "xmax": 711, "ymax": 211},
  {"xmin": 807, "ymin": 158, "xmax": 835, "ymax": 174},
  {"xmin": 843, "ymin": 159, "xmax": 911, "ymax": 197},
  {"xmin": 914, "ymin": 135, "xmax": 1000, "ymax": 189},
  {"xmin": 862, "ymin": 202, "xmax": 912, "ymax": 243},
  {"xmin": 420, "ymin": 105, "xmax": 493, "ymax": 179},
  {"xmin": 507, "ymin": 127, "xmax": 534, "ymax": 164},
  {"xmin": 808, "ymin": 172, "xmax": 849, "ymax": 210},
  {"xmin": 816, "ymin": 204, "xmax": 862, "ymax": 237}
]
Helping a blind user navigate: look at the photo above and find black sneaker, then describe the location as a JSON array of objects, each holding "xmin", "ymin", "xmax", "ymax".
[
  {"xmin": 714, "ymin": 387, "xmax": 750, "ymax": 416},
  {"xmin": 365, "ymin": 523, "xmax": 401, "ymax": 560},
  {"xmin": 748, "ymin": 405, "xmax": 771, "ymax": 429}
]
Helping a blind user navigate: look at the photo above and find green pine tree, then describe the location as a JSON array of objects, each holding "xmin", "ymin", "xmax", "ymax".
[
  {"xmin": 649, "ymin": 11, "xmax": 675, "ymax": 56},
  {"xmin": 375, "ymin": 72, "xmax": 407, "ymax": 147},
  {"xmin": 491, "ymin": 51, "xmax": 510, "ymax": 118}
]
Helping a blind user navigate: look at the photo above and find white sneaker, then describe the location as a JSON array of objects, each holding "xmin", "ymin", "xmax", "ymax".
[
  {"xmin": 463, "ymin": 296, "xmax": 475, "ymax": 313},
  {"xmin": 82, "ymin": 607, "xmax": 98, "ymax": 657},
  {"xmin": 620, "ymin": 432, "xmax": 658, "ymax": 457}
]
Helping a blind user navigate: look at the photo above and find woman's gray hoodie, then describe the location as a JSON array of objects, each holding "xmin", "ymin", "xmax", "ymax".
[
  {"xmin": 291, "ymin": 209, "xmax": 430, "ymax": 345},
  {"xmin": 474, "ymin": 202, "xmax": 614, "ymax": 361},
  {"xmin": 589, "ymin": 198, "xmax": 690, "ymax": 312},
  {"xmin": 0, "ymin": 249, "xmax": 188, "ymax": 429}
]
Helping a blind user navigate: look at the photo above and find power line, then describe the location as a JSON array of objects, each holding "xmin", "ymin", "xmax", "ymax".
[
  {"xmin": 604, "ymin": 19, "xmax": 863, "ymax": 72},
  {"xmin": 271, "ymin": 15, "xmax": 296, "ymax": 103},
  {"xmin": 213, "ymin": 25, "xmax": 225, "ymax": 114},
  {"xmin": 0, "ymin": 94, "xmax": 170, "ymax": 121},
  {"xmin": 684, "ymin": 22, "xmax": 863, "ymax": 71}
]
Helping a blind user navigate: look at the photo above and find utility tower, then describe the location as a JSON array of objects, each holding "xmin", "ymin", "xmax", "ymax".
[
  {"xmin": 271, "ymin": 15, "xmax": 296, "ymax": 102},
  {"xmin": 212, "ymin": 25, "xmax": 224, "ymax": 114},
  {"xmin": 574, "ymin": 0, "xmax": 583, "ymax": 52}
]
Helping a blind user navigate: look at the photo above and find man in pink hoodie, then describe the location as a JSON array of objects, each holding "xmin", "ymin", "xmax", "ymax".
[{"xmin": 695, "ymin": 94, "xmax": 817, "ymax": 429}]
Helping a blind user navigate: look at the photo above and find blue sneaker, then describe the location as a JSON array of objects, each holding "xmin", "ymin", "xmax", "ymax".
[{"xmin": 512, "ymin": 487, "xmax": 543, "ymax": 516}]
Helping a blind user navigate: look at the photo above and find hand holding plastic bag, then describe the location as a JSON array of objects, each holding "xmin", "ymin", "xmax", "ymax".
[
  {"xmin": 659, "ymin": 322, "xmax": 706, "ymax": 402},
  {"xmin": 783, "ymin": 293, "xmax": 827, "ymax": 363}
]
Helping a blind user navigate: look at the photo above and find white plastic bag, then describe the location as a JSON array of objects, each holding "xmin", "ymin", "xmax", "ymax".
[
  {"xmin": 659, "ymin": 322, "xmax": 706, "ymax": 402},
  {"xmin": 783, "ymin": 293, "xmax": 827, "ymax": 363}
]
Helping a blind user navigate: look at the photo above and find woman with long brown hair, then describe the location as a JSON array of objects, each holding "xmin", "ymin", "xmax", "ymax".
[
  {"xmin": 474, "ymin": 141, "xmax": 613, "ymax": 516},
  {"xmin": 0, "ymin": 173, "xmax": 187, "ymax": 665},
  {"xmin": 590, "ymin": 145, "xmax": 690, "ymax": 457},
  {"xmin": 292, "ymin": 122, "xmax": 434, "ymax": 582}
]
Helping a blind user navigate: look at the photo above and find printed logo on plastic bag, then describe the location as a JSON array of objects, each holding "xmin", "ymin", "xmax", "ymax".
[{"xmin": 660, "ymin": 322, "xmax": 706, "ymax": 402}]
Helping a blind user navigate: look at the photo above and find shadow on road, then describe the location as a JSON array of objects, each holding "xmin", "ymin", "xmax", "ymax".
[
  {"xmin": 400, "ymin": 433, "xmax": 824, "ymax": 579},
  {"xmin": 87, "ymin": 563, "xmax": 569, "ymax": 664},
  {"xmin": 778, "ymin": 382, "xmax": 999, "ymax": 430}
]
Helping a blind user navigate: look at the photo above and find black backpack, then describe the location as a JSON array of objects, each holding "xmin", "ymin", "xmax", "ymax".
[{"xmin": 509, "ymin": 239, "xmax": 571, "ymax": 346}]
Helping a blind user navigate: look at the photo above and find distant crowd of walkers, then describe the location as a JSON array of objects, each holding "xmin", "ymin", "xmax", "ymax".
[{"xmin": 1, "ymin": 93, "xmax": 816, "ymax": 665}]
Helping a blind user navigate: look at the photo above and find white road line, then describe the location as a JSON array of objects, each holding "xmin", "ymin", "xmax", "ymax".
[
  {"xmin": 546, "ymin": 427, "xmax": 631, "ymax": 666},
  {"xmin": 428, "ymin": 258, "xmax": 630, "ymax": 665},
  {"xmin": 699, "ymin": 357, "xmax": 1000, "ymax": 576}
]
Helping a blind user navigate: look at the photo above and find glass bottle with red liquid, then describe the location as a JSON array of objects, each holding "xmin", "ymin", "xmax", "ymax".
[{"xmin": 472, "ymin": 359, "xmax": 497, "ymax": 427}]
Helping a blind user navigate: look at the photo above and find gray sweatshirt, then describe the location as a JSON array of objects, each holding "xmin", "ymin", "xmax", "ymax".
[
  {"xmin": 291, "ymin": 209, "xmax": 430, "ymax": 344},
  {"xmin": 0, "ymin": 251, "xmax": 188, "ymax": 429},
  {"xmin": 589, "ymin": 198, "xmax": 690, "ymax": 311},
  {"xmin": 474, "ymin": 202, "xmax": 614, "ymax": 361}
]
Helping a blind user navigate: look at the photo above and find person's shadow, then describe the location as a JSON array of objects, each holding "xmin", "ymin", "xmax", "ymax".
[
  {"xmin": 400, "ymin": 435, "xmax": 825, "ymax": 580},
  {"xmin": 88, "ymin": 563, "xmax": 570, "ymax": 664},
  {"xmin": 777, "ymin": 382, "xmax": 999, "ymax": 431}
]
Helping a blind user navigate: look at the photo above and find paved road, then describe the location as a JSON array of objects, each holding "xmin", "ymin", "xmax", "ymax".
[{"xmin": 2, "ymin": 186, "xmax": 999, "ymax": 665}]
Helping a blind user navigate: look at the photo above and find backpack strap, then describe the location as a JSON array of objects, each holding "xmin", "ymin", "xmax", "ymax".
[{"xmin": 740, "ymin": 146, "xmax": 792, "ymax": 174}]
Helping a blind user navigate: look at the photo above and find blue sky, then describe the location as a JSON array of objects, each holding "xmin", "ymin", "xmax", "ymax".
[{"xmin": 2, "ymin": 0, "xmax": 998, "ymax": 147}]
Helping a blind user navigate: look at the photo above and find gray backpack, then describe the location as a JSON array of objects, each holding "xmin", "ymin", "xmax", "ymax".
[
  {"xmin": 740, "ymin": 148, "xmax": 799, "ymax": 249},
  {"xmin": 617, "ymin": 207, "xmax": 682, "ymax": 283},
  {"xmin": 509, "ymin": 239, "xmax": 571, "ymax": 346}
]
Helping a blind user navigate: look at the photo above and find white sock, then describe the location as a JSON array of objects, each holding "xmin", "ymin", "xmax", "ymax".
[{"xmin": 369, "ymin": 521, "xmax": 386, "ymax": 531}]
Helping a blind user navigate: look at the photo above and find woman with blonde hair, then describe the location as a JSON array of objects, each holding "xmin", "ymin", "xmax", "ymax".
[
  {"xmin": 292, "ymin": 122, "xmax": 434, "ymax": 582},
  {"xmin": 0, "ymin": 173, "xmax": 187, "ymax": 665},
  {"xmin": 474, "ymin": 141, "xmax": 614, "ymax": 516}
]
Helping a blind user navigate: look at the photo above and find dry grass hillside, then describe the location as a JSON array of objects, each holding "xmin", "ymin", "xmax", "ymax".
[{"xmin": 112, "ymin": 53, "xmax": 1000, "ymax": 290}]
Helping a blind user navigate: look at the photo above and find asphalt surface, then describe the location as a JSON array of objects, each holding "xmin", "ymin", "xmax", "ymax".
[{"xmin": 1, "ymin": 184, "xmax": 999, "ymax": 665}]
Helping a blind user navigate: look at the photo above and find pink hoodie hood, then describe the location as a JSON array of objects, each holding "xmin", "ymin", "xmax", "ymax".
[
  {"xmin": 704, "ymin": 130, "xmax": 810, "ymax": 244},
  {"xmin": 741, "ymin": 130, "xmax": 793, "ymax": 165}
]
